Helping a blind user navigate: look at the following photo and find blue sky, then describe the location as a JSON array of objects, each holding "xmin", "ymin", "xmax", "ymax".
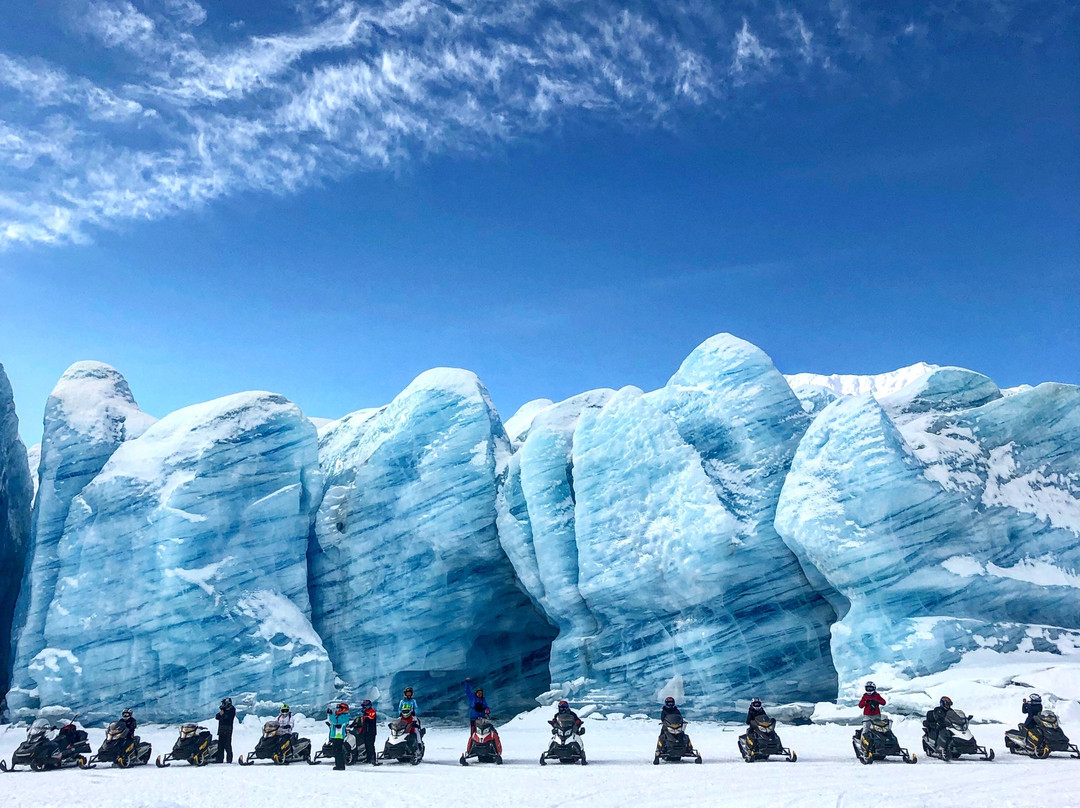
[{"xmin": 1, "ymin": 0, "xmax": 1077, "ymax": 446}]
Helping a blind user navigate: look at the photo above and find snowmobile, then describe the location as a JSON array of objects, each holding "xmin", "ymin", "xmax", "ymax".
[
  {"xmin": 308, "ymin": 718, "xmax": 364, "ymax": 766},
  {"xmin": 539, "ymin": 713, "xmax": 586, "ymax": 766},
  {"xmin": 653, "ymin": 716, "xmax": 702, "ymax": 764},
  {"xmin": 80, "ymin": 722, "xmax": 152, "ymax": 768},
  {"xmin": 378, "ymin": 717, "xmax": 425, "ymax": 764},
  {"xmin": 460, "ymin": 717, "xmax": 503, "ymax": 765},
  {"xmin": 237, "ymin": 722, "xmax": 312, "ymax": 765},
  {"xmin": 921, "ymin": 709, "xmax": 993, "ymax": 762},
  {"xmin": 1004, "ymin": 712, "xmax": 1080, "ymax": 759},
  {"xmin": 1, "ymin": 719, "xmax": 91, "ymax": 772},
  {"xmin": 853, "ymin": 716, "xmax": 916, "ymax": 764},
  {"xmin": 738, "ymin": 716, "xmax": 795, "ymax": 763},
  {"xmin": 156, "ymin": 723, "xmax": 219, "ymax": 767}
]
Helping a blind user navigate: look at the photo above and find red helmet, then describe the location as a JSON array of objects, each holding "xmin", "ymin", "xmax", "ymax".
[
  {"xmin": 336, "ymin": 702, "xmax": 349, "ymax": 714},
  {"xmin": 557, "ymin": 700, "xmax": 570, "ymax": 712}
]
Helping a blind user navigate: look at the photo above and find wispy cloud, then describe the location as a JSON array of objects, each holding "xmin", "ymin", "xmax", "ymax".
[{"xmin": 0, "ymin": 0, "xmax": 1058, "ymax": 248}]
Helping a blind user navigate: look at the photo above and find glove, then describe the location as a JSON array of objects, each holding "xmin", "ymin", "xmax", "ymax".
[{"xmin": 577, "ymin": 726, "xmax": 586, "ymax": 735}]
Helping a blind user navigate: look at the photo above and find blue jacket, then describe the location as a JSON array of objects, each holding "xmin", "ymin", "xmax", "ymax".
[
  {"xmin": 328, "ymin": 710, "xmax": 351, "ymax": 740},
  {"xmin": 399, "ymin": 697, "xmax": 419, "ymax": 717},
  {"xmin": 465, "ymin": 681, "xmax": 490, "ymax": 721}
]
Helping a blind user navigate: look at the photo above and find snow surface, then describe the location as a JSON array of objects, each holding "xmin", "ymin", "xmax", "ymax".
[
  {"xmin": 1, "ymin": 706, "xmax": 1077, "ymax": 808},
  {"xmin": 786, "ymin": 361, "xmax": 940, "ymax": 398}
]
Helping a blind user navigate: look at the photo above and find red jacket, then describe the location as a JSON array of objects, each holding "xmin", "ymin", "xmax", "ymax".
[{"xmin": 859, "ymin": 692, "xmax": 886, "ymax": 716}]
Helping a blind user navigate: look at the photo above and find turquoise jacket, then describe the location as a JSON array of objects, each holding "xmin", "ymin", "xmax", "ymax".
[{"xmin": 328, "ymin": 710, "xmax": 351, "ymax": 739}]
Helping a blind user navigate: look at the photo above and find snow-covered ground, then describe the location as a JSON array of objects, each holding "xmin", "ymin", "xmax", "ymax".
[{"xmin": 3, "ymin": 707, "xmax": 1078, "ymax": 808}]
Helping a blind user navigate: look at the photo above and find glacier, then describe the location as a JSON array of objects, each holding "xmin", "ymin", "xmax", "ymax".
[
  {"xmin": 775, "ymin": 367, "xmax": 1080, "ymax": 695},
  {"xmin": 14, "ymin": 390, "xmax": 333, "ymax": 723},
  {"xmin": 0, "ymin": 363, "xmax": 33, "ymax": 705},
  {"xmin": 2, "ymin": 338, "xmax": 1077, "ymax": 724},
  {"xmin": 309, "ymin": 369, "xmax": 555, "ymax": 716}
]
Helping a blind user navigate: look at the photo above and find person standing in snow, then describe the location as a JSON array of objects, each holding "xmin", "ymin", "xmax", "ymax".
[
  {"xmin": 357, "ymin": 699, "xmax": 379, "ymax": 764},
  {"xmin": 465, "ymin": 678, "xmax": 491, "ymax": 731},
  {"xmin": 215, "ymin": 697, "xmax": 236, "ymax": 763},
  {"xmin": 327, "ymin": 702, "xmax": 351, "ymax": 770},
  {"xmin": 858, "ymin": 681, "xmax": 886, "ymax": 737}
]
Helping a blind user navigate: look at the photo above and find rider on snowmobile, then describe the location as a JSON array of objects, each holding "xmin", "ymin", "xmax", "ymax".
[
  {"xmin": 397, "ymin": 704, "xmax": 422, "ymax": 751},
  {"xmin": 924, "ymin": 696, "xmax": 955, "ymax": 748},
  {"xmin": 120, "ymin": 709, "xmax": 137, "ymax": 740},
  {"xmin": 275, "ymin": 704, "xmax": 295, "ymax": 736},
  {"xmin": 660, "ymin": 696, "xmax": 683, "ymax": 723},
  {"xmin": 858, "ymin": 682, "xmax": 886, "ymax": 737},
  {"xmin": 746, "ymin": 698, "xmax": 768, "ymax": 725},
  {"xmin": 550, "ymin": 700, "xmax": 585, "ymax": 733},
  {"xmin": 465, "ymin": 678, "xmax": 491, "ymax": 730},
  {"xmin": 1023, "ymin": 694, "xmax": 1043, "ymax": 729}
]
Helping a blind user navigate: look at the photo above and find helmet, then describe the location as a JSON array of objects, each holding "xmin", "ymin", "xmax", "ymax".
[
  {"xmin": 1030, "ymin": 693, "xmax": 1042, "ymax": 704},
  {"xmin": 475, "ymin": 689, "xmax": 484, "ymax": 698},
  {"xmin": 751, "ymin": 698, "xmax": 762, "ymax": 709},
  {"xmin": 403, "ymin": 687, "xmax": 413, "ymax": 697},
  {"xmin": 940, "ymin": 696, "xmax": 953, "ymax": 709},
  {"xmin": 664, "ymin": 697, "xmax": 675, "ymax": 707},
  {"xmin": 360, "ymin": 699, "xmax": 372, "ymax": 709},
  {"xmin": 337, "ymin": 702, "xmax": 349, "ymax": 713},
  {"xmin": 400, "ymin": 704, "xmax": 413, "ymax": 717},
  {"xmin": 557, "ymin": 700, "xmax": 570, "ymax": 712},
  {"xmin": 221, "ymin": 697, "xmax": 232, "ymax": 706},
  {"xmin": 280, "ymin": 704, "xmax": 290, "ymax": 714},
  {"xmin": 865, "ymin": 681, "xmax": 876, "ymax": 693},
  {"xmin": 122, "ymin": 709, "xmax": 133, "ymax": 719}
]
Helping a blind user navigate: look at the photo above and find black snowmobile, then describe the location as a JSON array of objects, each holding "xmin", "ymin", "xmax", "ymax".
[
  {"xmin": 853, "ymin": 716, "xmax": 916, "ymax": 764},
  {"xmin": 238, "ymin": 722, "xmax": 312, "ymax": 765},
  {"xmin": 460, "ymin": 717, "xmax": 503, "ymax": 765},
  {"xmin": 1004, "ymin": 712, "xmax": 1080, "ymax": 759},
  {"xmin": 156, "ymin": 723, "xmax": 219, "ymax": 767},
  {"xmin": 921, "ymin": 709, "xmax": 993, "ymax": 762},
  {"xmin": 1, "ymin": 719, "xmax": 91, "ymax": 772},
  {"xmin": 308, "ymin": 718, "xmax": 364, "ymax": 766},
  {"xmin": 738, "ymin": 716, "xmax": 796, "ymax": 763},
  {"xmin": 378, "ymin": 717, "xmax": 425, "ymax": 764},
  {"xmin": 653, "ymin": 716, "xmax": 702, "ymax": 764},
  {"xmin": 81, "ymin": 722, "xmax": 152, "ymax": 768},
  {"xmin": 539, "ymin": 713, "xmax": 586, "ymax": 766}
]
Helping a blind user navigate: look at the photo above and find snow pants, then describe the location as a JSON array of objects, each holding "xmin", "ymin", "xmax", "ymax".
[
  {"xmin": 331, "ymin": 738, "xmax": 346, "ymax": 770},
  {"xmin": 216, "ymin": 731, "xmax": 233, "ymax": 763}
]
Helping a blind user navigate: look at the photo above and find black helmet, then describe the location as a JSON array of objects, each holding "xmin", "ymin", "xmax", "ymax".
[
  {"xmin": 940, "ymin": 696, "xmax": 953, "ymax": 709},
  {"xmin": 557, "ymin": 700, "xmax": 570, "ymax": 712},
  {"xmin": 403, "ymin": 687, "xmax": 413, "ymax": 697},
  {"xmin": 664, "ymin": 697, "xmax": 675, "ymax": 707},
  {"xmin": 1030, "ymin": 693, "xmax": 1042, "ymax": 704},
  {"xmin": 221, "ymin": 697, "xmax": 232, "ymax": 706},
  {"xmin": 750, "ymin": 698, "xmax": 762, "ymax": 709},
  {"xmin": 864, "ymin": 681, "xmax": 876, "ymax": 693},
  {"xmin": 121, "ymin": 709, "xmax": 133, "ymax": 719},
  {"xmin": 360, "ymin": 699, "xmax": 372, "ymax": 709}
]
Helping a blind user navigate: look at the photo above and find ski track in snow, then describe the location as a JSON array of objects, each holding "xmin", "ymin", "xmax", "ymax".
[{"xmin": 2, "ymin": 711, "xmax": 1078, "ymax": 808}]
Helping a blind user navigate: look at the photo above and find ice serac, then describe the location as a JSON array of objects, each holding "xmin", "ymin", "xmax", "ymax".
[
  {"xmin": 776, "ymin": 366, "xmax": 1080, "ymax": 693},
  {"xmin": 310, "ymin": 369, "xmax": 555, "ymax": 716},
  {"xmin": 504, "ymin": 398, "xmax": 554, "ymax": 449},
  {"xmin": 22, "ymin": 391, "xmax": 332, "ymax": 723},
  {"xmin": 0, "ymin": 363, "xmax": 34, "ymax": 704},
  {"xmin": 496, "ymin": 390, "xmax": 613, "ymax": 685},
  {"xmin": 7, "ymin": 362, "xmax": 156, "ymax": 717}
]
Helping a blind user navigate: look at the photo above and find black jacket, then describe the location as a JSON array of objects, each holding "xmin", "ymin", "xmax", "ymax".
[
  {"xmin": 925, "ymin": 706, "xmax": 950, "ymax": 733},
  {"xmin": 746, "ymin": 706, "xmax": 768, "ymax": 725},
  {"xmin": 661, "ymin": 705, "xmax": 684, "ymax": 724},
  {"xmin": 1023, "ymin": 701, "xmax": 1043, "ymax": 727},
  {"xmin": 121, "ymin": 716, "xmax": 137, "ymax": 739},
  {"xmin": 216, "ymin": 704, "xmax": 236, "ymax": 736}
]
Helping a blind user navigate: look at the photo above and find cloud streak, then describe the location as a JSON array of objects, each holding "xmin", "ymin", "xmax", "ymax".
[{"xmin": 0, "ymin": 0, "xmax": 1052, "ymax": 248}]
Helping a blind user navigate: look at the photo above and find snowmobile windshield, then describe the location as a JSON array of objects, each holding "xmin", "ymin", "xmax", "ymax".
[
  {"xmin": 106, "ymin": 722, "xmax": 125, "ymax": 740},
  {"xmin": 475, "ymin": 717, "xmax": 492, "ymax": 730},
  {"xmin": 945, "ymin": 710, "xmax": 968, "ymax": 728},
  {"xmin": 179, "ymin": 723, "xmax": 199, "ymax": 738},
  {"xmin": 871, "ymin": 717, "xmax": 891, "ymax": 732},
  {"xmin": 29, "ymin": 719, "xmax": 50, "ymax": 739},
  {"xmin": 1040, "ymin": 712, "xmax": 1059, "ymax": 728},
  {"xmin": 752, "ymin": 718, "xmax": 774, "ymax": 731},
  {"xmin": 262, "ymin": 721, "xmax": 278, "ymax": 737}
]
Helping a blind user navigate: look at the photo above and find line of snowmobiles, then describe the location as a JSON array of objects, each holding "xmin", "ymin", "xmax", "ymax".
[{"xmin": 0, "ymin": 719, "xmax": 92, "ymax": 772}]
